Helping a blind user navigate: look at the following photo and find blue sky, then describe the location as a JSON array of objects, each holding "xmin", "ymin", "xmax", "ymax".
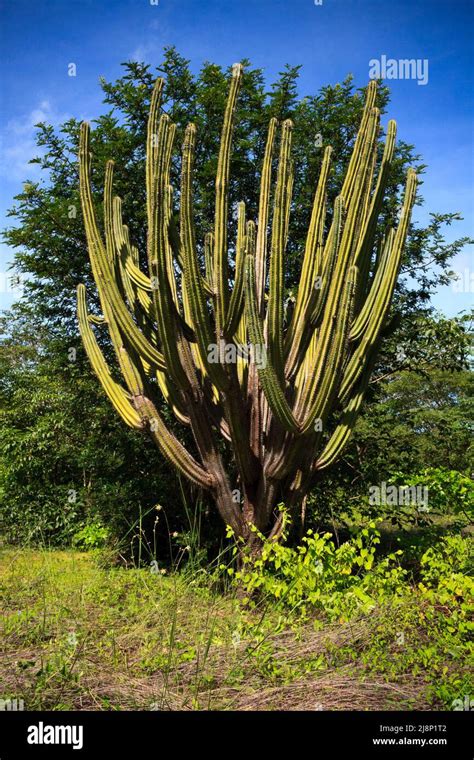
[{"xmin": 0, "ymin": 0, "xmax": 472, "ymax": 314}]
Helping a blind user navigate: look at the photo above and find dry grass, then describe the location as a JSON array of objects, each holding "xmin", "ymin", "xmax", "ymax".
[{"xmin": 0, "ymin": 546, "xmax": 460, "ymax": 711}]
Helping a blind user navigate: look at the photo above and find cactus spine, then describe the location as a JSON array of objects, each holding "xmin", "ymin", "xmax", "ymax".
[{"xmin": 77, "ymin": 67, "xmax": 417, "ymax": 545}]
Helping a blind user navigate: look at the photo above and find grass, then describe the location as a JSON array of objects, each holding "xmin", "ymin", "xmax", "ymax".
[{"xmin": 1, "ymin": 535, "xmax": 472, "ymax": 712}]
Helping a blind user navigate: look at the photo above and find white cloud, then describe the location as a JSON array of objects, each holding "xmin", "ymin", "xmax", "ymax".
[
  {"xmin": 129, "ymin": 42, "xmax": 159, "ymax": 63},
  {"xmin": 0, "ymin": 100, "xmax": 68, "ymax": 182}
]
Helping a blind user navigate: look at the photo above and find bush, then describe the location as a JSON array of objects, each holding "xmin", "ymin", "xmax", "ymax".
[
  {"xmin": 226, "ymin": 519, "xmax": 407, "ymax": 620},
  {"xmin": 389, "ymin": 468, "xmax": 474, "ymax": 518},
  {"xmin": 72, "ymin": 521, "xmax": 110, "ymax": 550}
]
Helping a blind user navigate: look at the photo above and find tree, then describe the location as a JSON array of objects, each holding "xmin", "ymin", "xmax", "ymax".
[
  {"xmin": 302, "ymin": 311, "xmax": 473, "ymax": 530},
  {"xmin": 0, "ymin": 309, "xmax": 181, "ymax": 547}
]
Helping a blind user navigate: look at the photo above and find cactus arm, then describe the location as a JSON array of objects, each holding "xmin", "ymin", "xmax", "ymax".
[
  {"xmin": 313, "ymin": 389, "xmax": 364, "ymax": 471},
  {"xmin": 77, "ymin": 284, "xmax": 143, "ymax": 429},
  {"xmin": 314, "ymin": 341, "xmax": 380, "ymax": 471},
  {"xmin": 168, "ymin": 215, "xmax": 214, "ymax": 298},
  {"xmin": 339, "ymin": 169, "xmax": 417, "ymax": 403},
  {"xmin": 134, "ymin": 397, "xmax": 215, "ymax": 489},
  {"xmin": 164, "ymin": 184, "xmax": 180, "ymax": 310},
  {"xmin": 94, "ymin": 160, "xmax": 147, "ymax": 397},
  {"xmin": 286, "ymin": 145, "xmax": 332, "ymax": 348},
  {"xmin": 255, "ymin": 117, "xmax": 277, "ymax": 313},
  {"xmin": 314, "ymin": 82, "xmax": 377, "ymax": 267},
  {"xmin": 293, "ymin": 107, "xmax": 379, "ymax": 416},
  {"xmin": 204, "ymin": 232, "xmax": 214, "ymax": 289},
  {"xmin": 168, "ymin": 213, "xmax": 214, "ymax": 298},
  {"xmin": 214, "ymin": 63, "xmax": 243, "ymax": 337},
  {"xmin": 340, "ymin": 81, "xmax": 378, "ymax": 207},
  {"xmin": 285, "ymin": 193, "xmax": 343, "ymax": 380},
  {"xmin": 309, "ymin": 195, "xmax": 344, "ymax": 326},
  {"xmin": 247, "ymin": 117, "xmax": 277, "ymax": 461},
  {"xmin": 116, "ymin": 228, "xmax": 154, "ymax": 294},
  {"xmin": 146, "ymin": 76, "xmax": 180, "ymax": 311},
  {"xmin": 180, "ymin": 272, "xmax": 219, "ymax": 412},
  {"xmin": 146, "ymin": 77, "xmax": 165, "ymax": 221},
  {"xmin": 235, "ymin": 310, "xmax": 249, "ymax": 389},
  {"xmin": 267, "ymin": 119, "xmax": 293, "ymax": 380},
  {"xmin": 245, "ymin": 238, "xmax": 300, "ymax": 434},
  {"xmin": 181, "ymin": 272, "xmax": 208, "ymax": 379},
  {"xmin": 112, "ymin": 197, "xmax": 154, "ymax": 327},
  {"xmin": 105, "ymin": 173, "xmax": 148, "ymax": 332},
  {"xmin": 352, "ymin": 120, "xmax": 397, "ymax": 311},
  {"xmin": 267, "ymin": 263, "xmax": 358, "ymax": 482},
  {"xmin": 79, "ymin": 122, "xmax": 167, "ymax": 371},
  {"xmin": 224, "ymin": 202, "xmax": 247, "ymax": 337},
  {"xmin": 156, "ymin": 369, "xmax": 190, "ymax": 426},
  {"xmin": 350, "ymin": 227, "xmax": 395, "ymax": 342},
  {"xmin": 147, "ymin": 114, "xmax": 190, "ymax": 387},
  {"xmin": 284, "ymin": 157, "xmax": 294, "ymax": 251},
  {"xmin": 180, "ymin": 123, "xmax": 230, "ymax": 391},
  {"xmin": 87, "ymin": 314, "xmax": 106, "ymax": 325},
  {"xmin": 116, "ymin": 239, "xmax": 140, "ymax": 313},
  {"xmin": 299, "ymin": 265, "xmax": 358, "ymax": 434}
]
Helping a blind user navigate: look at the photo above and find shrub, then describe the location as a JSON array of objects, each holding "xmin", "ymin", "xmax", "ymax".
[{"xmin": 226, "ymin": 519, "xmax": 407, "ymax": 620}]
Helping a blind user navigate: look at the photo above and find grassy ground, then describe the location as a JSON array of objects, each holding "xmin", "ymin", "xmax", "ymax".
[{"xmin": 1, "ymin": 542, "xmax": 471, "ymax": 711}]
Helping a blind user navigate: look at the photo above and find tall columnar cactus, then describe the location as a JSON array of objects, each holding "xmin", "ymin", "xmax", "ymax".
[{"xmin": 77, "ymin": 65, "xmax": 417, "ymax": 546}]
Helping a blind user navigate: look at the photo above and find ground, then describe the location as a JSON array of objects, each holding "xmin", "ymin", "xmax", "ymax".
[{"xmin": 1, "ymin": 544, "xmax": 471, "ymax": 711}]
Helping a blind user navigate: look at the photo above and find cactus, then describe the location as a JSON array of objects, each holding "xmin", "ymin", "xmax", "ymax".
[{"xmin": 77, "ymin": 65, "xmax": 417, "ymax": 547}]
